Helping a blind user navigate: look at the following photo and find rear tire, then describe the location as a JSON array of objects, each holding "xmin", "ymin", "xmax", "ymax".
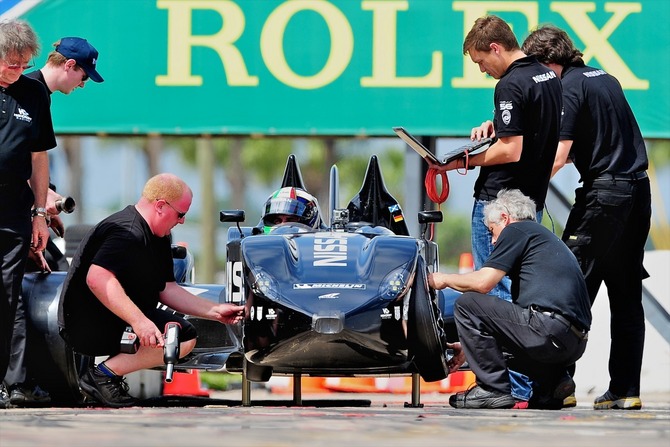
[
  {"xmin": 407, "ymin": 257, "xmax": 449, "ymax": 382},
  {"xmin": 64, "ymin": 224, "xmax": 94, "ymax": 258}
]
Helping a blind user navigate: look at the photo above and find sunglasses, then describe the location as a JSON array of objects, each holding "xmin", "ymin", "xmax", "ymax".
[
  {"xmin": 164, "ymin": 200, "xmax": 187, "ymax": 219},
  {"xmin": 4, "ymin": 61, "xmax": 34, "ymax": 70}
]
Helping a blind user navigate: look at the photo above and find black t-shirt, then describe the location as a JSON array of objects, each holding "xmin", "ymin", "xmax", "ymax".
[
  {"xmin": 474, "ymin": 56, "xmax": 562, "ymax": 210},
  {"xmin": 59, "ymin": 206, "xmax": 175, "ymax": 335},
  {"xmin": 483, "ymin": 220, "xmax": 591, "ymax": 330},
  {"xmin": 560, "ymin": 64, "xmax": 648, "ymax": 181},
  {"xmin": 25, "ymin": 69, "xmax": 53, "ymax": 103},
  {"xmin": 0, "ymin": 75, "xmax": 56, "ymax": 184}
]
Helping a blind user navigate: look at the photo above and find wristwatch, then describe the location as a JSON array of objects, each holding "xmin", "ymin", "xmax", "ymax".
[{"xmin": 32, "ymin": 207, "xmax": 48, "ymax": 218}]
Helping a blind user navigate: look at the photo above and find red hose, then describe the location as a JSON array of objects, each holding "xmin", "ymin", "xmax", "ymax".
[{"xmin": 424, "ymin": 151, "xmax": 471, "ymax": 206}]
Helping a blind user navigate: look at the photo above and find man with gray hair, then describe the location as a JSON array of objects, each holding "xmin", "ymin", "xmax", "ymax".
[
  {"xmin": 429, "ymin": 189, "xmax": 592, "ymax": 409},
  {"xmin": 0, "ymin": 19, "xmax": 56, "ymax": 409}
]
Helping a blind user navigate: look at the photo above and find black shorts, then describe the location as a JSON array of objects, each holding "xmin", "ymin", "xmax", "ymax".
[{"xmin": 62, "ymin": 306, "xmax": 197, "ymax": 356}]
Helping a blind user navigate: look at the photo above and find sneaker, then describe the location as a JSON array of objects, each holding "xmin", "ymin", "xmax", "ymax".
[
  {"xmin": 9, "ymin": 384, "xmax": 51, "ymax": 407},
  {"xmin": 79, "ymin": 366, "xmax": 138, "ymax": 408},
  {"xmin": 529, "ymin": 375, "xmax": 577, "ymax": 410},
  {"xmin": 552, "ymin": 376, "xmax": 576, "ymax": 401},
  {"xmin": 563, "ymin": 393, "xmax": 577, "ymax": 408},
  {"xmin": 0, "ymin": 384, "xmax": 14, "ymax": 409},
  {"xmin": 593, "ymin": 390, "xmax": 642, "ymax": 410},
  {"xmin": 449, "ymin": 385, "xmax": 515, "ymax": 409}
]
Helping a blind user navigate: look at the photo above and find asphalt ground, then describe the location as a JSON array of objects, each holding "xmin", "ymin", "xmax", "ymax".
[{"xmin": 1, "ymin": 389, "xmax": 668, "ymax": 447}]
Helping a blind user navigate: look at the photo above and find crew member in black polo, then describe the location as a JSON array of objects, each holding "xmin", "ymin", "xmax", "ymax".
[
  {"xmin": 0, "ymin": 19, "xmax": 57, "ymax": 409},
  {"xmin": 523, "ymin": 25, "xmax": 651, "ymax": 411},
  {"xmin": 429, "ymin": 189, "xmax": 591, "ymax": 409}
]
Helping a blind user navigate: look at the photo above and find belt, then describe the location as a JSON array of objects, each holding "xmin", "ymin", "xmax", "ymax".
[
  {"xmin": 592, "ymin": 171, "xmax": 647, "ymax": 182},
  {"xmin": 530, "ymin": 306, "xmax": 588, "ymax": 341}
]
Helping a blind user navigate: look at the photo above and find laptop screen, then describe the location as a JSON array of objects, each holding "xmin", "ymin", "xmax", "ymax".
[
  {"xmin": 393, "ymin": 126, "xmax": 492, "ymax": 165},
  {"xmin": 392, "ymin": 127, "xmax": 441, "ymax": 164}
]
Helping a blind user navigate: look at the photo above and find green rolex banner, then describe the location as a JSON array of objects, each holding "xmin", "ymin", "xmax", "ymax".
[{"xmin": 7, "ymin": 0, "xmax": 669, "ymax": 137}]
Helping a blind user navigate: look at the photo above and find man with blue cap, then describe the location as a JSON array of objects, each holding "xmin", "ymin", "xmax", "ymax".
[{"xmin": 27, "ymin": 36, "xmax": 103, "ymax": 97}]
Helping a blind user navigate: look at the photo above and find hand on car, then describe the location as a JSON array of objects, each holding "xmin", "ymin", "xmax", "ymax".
[
  {"xmin": 210, "ymin": 303, "xmax": 245, "ymax": 324},
  {"xmin": 28, "ymin": 249, "xmax": 51, "ymax": 273}
]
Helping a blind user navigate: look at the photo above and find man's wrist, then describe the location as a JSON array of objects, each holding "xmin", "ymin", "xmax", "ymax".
[
  {"xmin": 32, "ymin": 207, "xmax": 47, "ymax": 218},
  {"xmin": 462, "ymin": 158, "xmax": 475, "ymax": 170}
]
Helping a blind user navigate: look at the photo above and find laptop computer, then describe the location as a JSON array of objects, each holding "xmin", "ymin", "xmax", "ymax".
[{"xmin": 393, "ymin": 126, "xmax": 492, "ymax": 166}]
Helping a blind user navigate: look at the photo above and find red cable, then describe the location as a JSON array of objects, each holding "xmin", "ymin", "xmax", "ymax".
[
  {"xmin": 423, "ymin": 150, "xmax": 471, "ymax": 209},
  {"xmin": 422, "ymin": 151, "xmax": 473, "ymax": 241},
  {"xmin": 425, "ymin": 168, "xmax": 449, "ymax": 205}
]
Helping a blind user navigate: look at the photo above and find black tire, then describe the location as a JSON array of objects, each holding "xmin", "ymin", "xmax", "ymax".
[
  {"xmin": 28, "ymin": 334, "xmax": 91, "ymax": 406},
  {"xmin": 64, "ymin": 224, "xmax": 94, "ymax": 258},
  {"xmin": 407, "ymin": 257, "xmax": 449, "ymax": 382}
]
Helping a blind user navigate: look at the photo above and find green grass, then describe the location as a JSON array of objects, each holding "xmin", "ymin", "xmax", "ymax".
[{"xmin": 199, "ymin": 371, "xmax": 243, "ymax": 391}]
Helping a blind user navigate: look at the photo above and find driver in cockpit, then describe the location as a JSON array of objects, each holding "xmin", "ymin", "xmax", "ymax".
[{"xmin": 260, "ymin": 187, "xmax": 323, "ymax": 233}]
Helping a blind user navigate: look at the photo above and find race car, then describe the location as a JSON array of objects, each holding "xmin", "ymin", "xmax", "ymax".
[
  {"xmin": 220, "ymin": 154, "xmax": 451, "ymax": 405},
  {"xmin": 21, "ymin": 154, "xmax": 454, "ymax": 407}
]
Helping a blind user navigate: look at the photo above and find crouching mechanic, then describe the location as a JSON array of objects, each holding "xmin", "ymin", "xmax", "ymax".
[
  {"xmin": 429, "ymin": 189, "xmax": 591, "ymax": 409},
  {"xmin": 58, "ymin": 173, "xmax": 244, "ymax": 407}
]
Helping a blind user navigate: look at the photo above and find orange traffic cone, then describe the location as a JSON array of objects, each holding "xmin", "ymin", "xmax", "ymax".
[
  {"xmin": 445, "ymin": 371, "xmax": 476, "ymax": 393},
  {"xmin": 162, "ymin": 370, "xmax": 210, "ymax": 397},
  {"xmin": 458, "ymin": 252, "xmax": 474, "ymax": 273},
  {"xmin": 270, "ymin": 377, "xmax": 331, "ymax": 394},
  {"xmin": 382, "ymin": 377, "xmax": 450, "ymax": 394},
  {"xmin": 322, "ymin": 377, "xmax": 381, "ymax": 393}
]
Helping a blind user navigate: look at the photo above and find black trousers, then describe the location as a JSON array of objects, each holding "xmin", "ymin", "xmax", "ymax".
[
  {"xmin": 6, "ymin": 240, "xmax": 69, "ymax": 388},
  {"xmin": 563, "ymin": 177, "xmax": 650, "ymax": 397},
  {"xmin": 62, "ymin": 306, "xmax": 198, "ymax": 357},
  {"xmin": 454, "ymin": 292, "xmax": 587, "ymax": 395},
  {"xmin": 1, "ymin": 225, "xmax": 31, "ymax": 382}
]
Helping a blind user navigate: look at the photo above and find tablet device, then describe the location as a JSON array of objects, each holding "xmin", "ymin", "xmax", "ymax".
[{"xmin": 393, "ymin": 126, "xmax": 492, "ymax": 165}]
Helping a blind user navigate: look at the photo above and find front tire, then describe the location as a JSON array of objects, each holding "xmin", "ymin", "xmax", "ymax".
[{"xmin": 407, "ymin": 257, "xmax": 449, "ymax": 382}]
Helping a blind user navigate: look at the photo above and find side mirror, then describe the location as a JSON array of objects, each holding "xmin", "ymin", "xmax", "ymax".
[
  {"xmin": 418, "ymin": 210, "xmax": 443, "ymax": 224},
  {"xmin": 220, "ymin": 210, "xmax": 245, "ymax": 223}
]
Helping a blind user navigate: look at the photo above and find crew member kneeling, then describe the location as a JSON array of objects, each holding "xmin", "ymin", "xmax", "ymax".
[
  {"xmin": 429, "ymin": 189, "xmax": 591, "ymax": 409},
  {"xmin": 58, "ymin": 173, "xmax": 244, "ymax": 407}
]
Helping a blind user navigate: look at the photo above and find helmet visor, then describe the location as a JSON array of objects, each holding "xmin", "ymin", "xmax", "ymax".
[{"xmin": 263, "ymin": 198, "xmax": 310, "ymax": 224}]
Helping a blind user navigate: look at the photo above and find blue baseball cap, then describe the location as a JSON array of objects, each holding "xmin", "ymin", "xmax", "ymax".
[{"xmin": 55, "ymin": 37, "xmax": 103, "ymax": 83}]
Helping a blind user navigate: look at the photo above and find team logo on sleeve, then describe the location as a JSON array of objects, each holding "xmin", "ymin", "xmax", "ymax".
[
  {"xmin": 14, "ymin": 107, "xmax": 32, "ymax": 123},
  {"xmin": 499, "ymin": 101, "xmax": 513, "ymax": 125}
]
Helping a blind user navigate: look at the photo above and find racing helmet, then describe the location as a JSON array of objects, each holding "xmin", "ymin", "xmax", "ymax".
[{"xmin": 262, "ymin": 187, "xmax": 322, "ymax": 230}]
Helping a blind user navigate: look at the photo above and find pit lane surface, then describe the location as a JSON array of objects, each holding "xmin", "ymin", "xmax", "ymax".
[{"xmin": 1, "ymin": 390, "xmax": 668, "ymax": 447}]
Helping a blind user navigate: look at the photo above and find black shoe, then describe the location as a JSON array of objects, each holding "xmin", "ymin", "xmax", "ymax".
[
  {"xmin": 593, "ymin": 390, "xmax": 642, "ymax": 410},
  {"xmin": 79, "ymin": 366, "xmax": 138, "ymax": 408},
  {"xmin": 552, "ymin": 376, "xmax": 576, "ymax": 401},
  {"xmin": 449, "ymin": 385, "xmax": 515, "ymax": 409},
  {"xmin": 530, "ymin": 376, "xmax": 576, "ymax": 410},
  {"xmin": 9, "ymin": 384, "xmax": 51, "ymax": 407},
  {"xmin": 0, "ymin": 384, "xmax": 14, "ymax": 409}
]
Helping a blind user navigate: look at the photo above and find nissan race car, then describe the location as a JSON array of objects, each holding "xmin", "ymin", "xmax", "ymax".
[
  {"xmin": 221, "ymin": 155, "xmax": 452, "ymax": 405},
  {"xmin": 21, "ymin": 154, "xmax": 455, "ymax": 407}
]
